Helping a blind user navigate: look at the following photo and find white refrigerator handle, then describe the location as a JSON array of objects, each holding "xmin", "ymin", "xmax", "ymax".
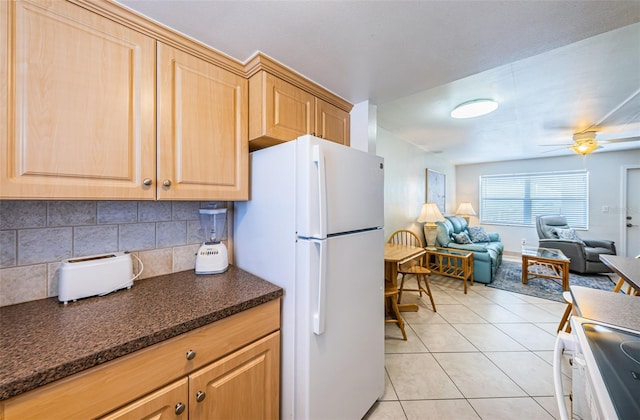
[
  {"xmin": 312, "ymin": 239, "xmax": 327, "ymax": 335},
  {"xmin": 312, "ymin": 145, "xmax": 328, "ymax": 239}
]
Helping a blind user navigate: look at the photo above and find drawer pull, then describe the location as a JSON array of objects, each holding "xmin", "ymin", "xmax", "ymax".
[
  {"xmin": 186, "ymin": 350, "xmax": 196, "ymax": 360},
  {"xmin": 195, "ymin": 391, "xmax": 206, "ymax": 403},
  {"xmin": 175, "ymin": 402, "xmax": 186, "ymax": 415},
  {"xmin": 142, "ymin": 178, "xmax": 153, "ymax": 186},
  {"xmin": 163, "ymin": 179, "xmax": 172, "ymax": 187}
]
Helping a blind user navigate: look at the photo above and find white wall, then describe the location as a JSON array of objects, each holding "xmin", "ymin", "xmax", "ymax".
[
  {"xmin": 349, "ymin": 100, "xmax": 377, "ymax": 154},
  {"xmin": 456, "ymin": 149, "xmax": 640, "ymax": 255},
  {"xmin": 377, "ymin": 127, "xmax": 456, "ymax": 242}
]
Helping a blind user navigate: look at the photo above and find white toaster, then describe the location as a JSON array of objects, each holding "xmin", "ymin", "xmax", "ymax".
[{"xmin": 58, "ymin": 252, "xmax": 134, "ymax": 304}]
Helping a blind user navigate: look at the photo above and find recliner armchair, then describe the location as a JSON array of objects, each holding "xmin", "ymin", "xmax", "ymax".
[{"xmin": 536, "ymin": 215, "xmax": 616, "ymax": 274}]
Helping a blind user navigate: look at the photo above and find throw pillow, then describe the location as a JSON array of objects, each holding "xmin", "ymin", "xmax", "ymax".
[
  {"xmin": 468, "ymin": 226, "xmax": 490, "ymax": 243},
  {"xmin": 552, "ymin": 227, "xmax": 585, "ymax": 244},
  {"xmin": 453, "ymin": 232, "xmax": 472, "ymax": 244}
]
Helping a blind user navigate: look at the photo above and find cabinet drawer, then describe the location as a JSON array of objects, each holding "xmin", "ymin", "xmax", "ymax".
[{"xmin": 1, "ymin": 299, "xmax": 280, "ymax": 419}]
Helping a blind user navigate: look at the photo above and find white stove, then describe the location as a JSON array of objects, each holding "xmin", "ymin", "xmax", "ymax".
[{"xmin": 554, "ymin": 316, "xmax": 640, "ymax": 419}]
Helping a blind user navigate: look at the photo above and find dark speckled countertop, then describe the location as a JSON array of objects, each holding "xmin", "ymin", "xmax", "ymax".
[{"xmin": 0, "ymin": 266, "xmax": 283, "ymax": 401}]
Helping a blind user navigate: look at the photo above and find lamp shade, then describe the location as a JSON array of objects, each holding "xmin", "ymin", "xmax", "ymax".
[
  {"xmin": 417, "ymin": 203, "xmax": 445, "ymax": 225},
  {"xmin": 456, "ymin": 202, "xmax": 476, "ymax": 216}
]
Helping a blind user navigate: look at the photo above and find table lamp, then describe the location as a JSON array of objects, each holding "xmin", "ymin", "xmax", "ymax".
[
  {"xmin": 456, "ymin": 202, "xmax": 476, "ymax": 225},
  {"xmin": 417, "ymin": 203, "xmax": 445, "ymax": 249}
]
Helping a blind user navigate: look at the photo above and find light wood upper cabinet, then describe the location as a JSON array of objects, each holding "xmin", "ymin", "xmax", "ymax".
[
  {"xmin": 248, "ymin": 65, "xmax": 352, "ymax": 150},
  {"xmin": 157, "ymin": 43, "xmax": 248, "ymax": 201},
  {"xmin": 0, "ymin": 0, "xmax": 156, "ymax": 199},
  {"xmin": 249, "ymin": 71, "xmax": 314, "ymax": 144},
  {"xmin": 315, "ymin": 98, "xmax": 350, "ymax": 146}
]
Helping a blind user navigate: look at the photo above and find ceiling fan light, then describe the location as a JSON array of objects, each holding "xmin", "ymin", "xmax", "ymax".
[
  {"xmin": 570, "ymin": 140, "xmax": 598, "ymax": 155},
  {"xmin": 450, "ymin": 99, "xmax": 498, "ymax": 119}
]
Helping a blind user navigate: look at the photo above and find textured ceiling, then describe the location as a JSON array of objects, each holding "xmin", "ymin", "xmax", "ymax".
[{"xmin": 118, "ymin": 0, "xmax": 640, "ymax": 163}]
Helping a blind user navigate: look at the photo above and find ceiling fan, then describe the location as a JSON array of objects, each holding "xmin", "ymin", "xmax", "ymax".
[
  {"xmin": 541, "ymin": 130, "xmax": 640, "ymax": 156},
  {"xmin": 541, "ymin": 87, "xmax": 640, "ymax": 155}
]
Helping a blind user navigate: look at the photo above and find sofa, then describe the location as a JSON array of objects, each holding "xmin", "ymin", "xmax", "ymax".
[{"xmin": 435, "ymin": 215, "xmax": 504, "ymax": 284}]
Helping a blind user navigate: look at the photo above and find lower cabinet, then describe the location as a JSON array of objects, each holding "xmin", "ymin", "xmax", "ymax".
[
  {"xmin": 0, "ymin": 299, "xmax": 280, "ymax": 420},
  {"xmin": 100, "ymin": 378, "xmax": 189, "ymax": 420},
  {"xmin": 101, "ymin": 332, "xmax": 279, "ymax": 419}
]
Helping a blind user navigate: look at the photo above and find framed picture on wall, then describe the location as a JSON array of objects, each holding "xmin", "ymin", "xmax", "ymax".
[{"xmin": 426, "ymin": 169, "xmax": 446, "ymax": 213}]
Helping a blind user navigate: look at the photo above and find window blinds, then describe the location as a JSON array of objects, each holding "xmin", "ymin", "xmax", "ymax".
[{"xmin": 479, "ymin": 170, "xmax": 589, "ymax": 228}]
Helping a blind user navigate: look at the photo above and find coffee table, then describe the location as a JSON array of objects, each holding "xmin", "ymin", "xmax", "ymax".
[
  {"xmin": 521, "ymin": 246, "xmax": 570, "ymax": 291},
  {"xmin": 424, "ymin": 247, "xmax": 474, "ymax": 294}
]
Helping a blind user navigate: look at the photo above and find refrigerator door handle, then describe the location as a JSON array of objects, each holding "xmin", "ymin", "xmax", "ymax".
[
  {"xmin": 312, "ymin": 239, "xmax": 327, "ymax": 335},
  {"xmin": 312, "ymin": 145, "xmax": 328, "ymax": 239}
]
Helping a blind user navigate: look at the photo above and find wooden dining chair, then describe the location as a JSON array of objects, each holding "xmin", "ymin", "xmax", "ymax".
[
  {"xmin": 612, "ymin": 254, "xmax": 640, "ymax": 296},
  {"xmin": 384, "ymin": 283, "xmax": 407, "ymax": 340},
  {"xmin": 388, "ymin": 229, "xmax": 437, "ymax": 311}
]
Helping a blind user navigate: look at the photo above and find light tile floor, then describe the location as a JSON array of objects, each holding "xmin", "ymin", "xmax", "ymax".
[{"xmin": 365, "ymin": 268, "xmax": 573, "ymax": 420}]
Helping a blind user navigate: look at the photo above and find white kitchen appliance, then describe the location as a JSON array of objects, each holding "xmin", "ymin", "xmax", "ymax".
[
  {"xmin": 234, "ymin": 135, "xmax": 385, "ymax": 419},
  {"xmin": 58, "ymin": 252, "xmax": 142, "ymax": 304},
  {"xmin": 554, "ymin": 316, "xmax": 640, "ymax": 419},
  {"xmin": 195, "ymin": 208, "xmax": 228, "ymax": 274}
]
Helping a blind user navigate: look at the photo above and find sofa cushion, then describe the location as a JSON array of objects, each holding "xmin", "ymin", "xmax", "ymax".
[
  {"xmin": 468, "ymin": 226, "xmax": 490, "ymax": 243},
  {"xmin": 448, "ymin": 216, "xmax": 468, "ymax": 234},
  {"xmin": 436, "ymin": 220, "xmax": 454, "ymax": 247},
  {"xmin": 453, "ymin": 232, "xmax": 472, "ymax": 244},
  {"xmin": 552, "ymin": 227, "xmax": 585, "ymax": 244},
  {"xmin": 538, "ymin": 216, "xmax": 571, "ymax": 239}
]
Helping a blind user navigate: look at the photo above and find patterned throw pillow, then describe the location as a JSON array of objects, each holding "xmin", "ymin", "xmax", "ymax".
[
  {"xmin": 468, "ymin": 226, "xmax": 490, "ymax": 243},
  {"xmin": 552, "ymin": 227, "xmax": 585, "ymax": 244},
  {"xmin": 453, "ymin": 232, "xmax": 472, "ymax": 244}
]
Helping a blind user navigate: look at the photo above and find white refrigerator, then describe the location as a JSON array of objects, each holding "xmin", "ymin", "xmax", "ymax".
[{"xmin": 234, "ymin": 135, "xmax": 385, "ymax": 420}]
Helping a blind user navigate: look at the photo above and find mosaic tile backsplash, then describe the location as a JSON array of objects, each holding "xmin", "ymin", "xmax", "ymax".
[{"xmin": 0, "ymin": 200, "xmax": 229, "ymax": 307}]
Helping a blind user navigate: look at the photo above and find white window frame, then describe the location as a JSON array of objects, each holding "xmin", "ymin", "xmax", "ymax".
[{"xmin": 479, "ymin": 170, "xmax": 589, "ymax": 229}]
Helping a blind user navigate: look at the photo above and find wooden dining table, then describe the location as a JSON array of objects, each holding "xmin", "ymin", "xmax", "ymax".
[{"xmin": 384, "ymin": 243, "xmax": 426, "ymax": 312}]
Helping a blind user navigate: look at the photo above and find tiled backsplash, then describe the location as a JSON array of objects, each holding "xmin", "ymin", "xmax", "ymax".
[{"xmin": 0, "ymin": 200, "xmax": 229, "ymax": 307}]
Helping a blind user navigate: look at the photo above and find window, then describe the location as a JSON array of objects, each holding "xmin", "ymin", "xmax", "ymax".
[{"xmin": 479, "ymin": 170, "xmax": 589, "ymax": 228}]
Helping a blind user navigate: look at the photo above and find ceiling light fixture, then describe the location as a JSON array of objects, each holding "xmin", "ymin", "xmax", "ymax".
[
  {"xmin": 450, "ymin": 99, "xmax": 498, "ymax": 119},
  {"xmin": 570, "ymin": 140, "xmax": 599, "ymax": 155},
  {"xmin": 570, "ymin": 131, "xmax": 599, "ymax": 156}
]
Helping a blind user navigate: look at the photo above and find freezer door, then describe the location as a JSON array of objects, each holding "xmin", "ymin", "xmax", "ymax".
[
  {"xmin": 296, "ymin": 135, "xmax": 384, "ymax": 239},
  {"xmin": 294, "ymin": 229, "xmax": 384, "ymax": 420}
]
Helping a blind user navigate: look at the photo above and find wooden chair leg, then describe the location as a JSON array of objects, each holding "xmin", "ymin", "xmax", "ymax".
[
  {"xmin": 613, "ymin": 277, "xmax": 625, "ymax": 293},
  {"xmin": 558, "ymin": 291, "xmax": 573, "ymax": 333},
  {"xmin": 419, "ymin": 274, "xmax": 437, "ymax": 312},
  {"xmin": 557, "ymin": 302, "xmax": 572, "ymax": 333},
  {"xmin": 385, "ymin": 293, "xmax": 407, "ymax": 340}
]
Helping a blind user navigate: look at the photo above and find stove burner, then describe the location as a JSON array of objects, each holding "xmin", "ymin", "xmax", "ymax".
[{"xmin": 620, "ymin": 341, "xmax": 640, "ymax": 365}]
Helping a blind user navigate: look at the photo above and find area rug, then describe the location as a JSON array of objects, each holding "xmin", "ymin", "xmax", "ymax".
[{"xmin": 487, "ymin": 260, "xmax": 616, "ymax": 302}]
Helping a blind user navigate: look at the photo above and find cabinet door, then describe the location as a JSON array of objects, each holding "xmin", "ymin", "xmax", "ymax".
[
  {"xmin": 0, "ymin": 0, "xmax": 156, "ymax": 199},
  {"xmin": 189, "ymin": 331, "xmax": 279, "ymax": 420},
  {"xmin": 250, "ymin": 72, "xmax": 314, "ymax": 143},
  {"xmin": 315, "ymin": 98, "xmax": 350, "ymax": 146},
  {"xmin": 100, "ymin": 378, "xmax": 188, "ymax": 420},
  {"xmin": 157, "ymin": 43, "xmax": 248, "ymax": 201}
]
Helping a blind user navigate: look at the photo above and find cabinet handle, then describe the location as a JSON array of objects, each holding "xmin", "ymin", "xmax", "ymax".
[
  {"xmin": 142, "ymin": 178, "xmax": 153, "ymax": 186},
  {"xmin": 186, "ymin": 350, "xmax": 196, "ymax": 360},
  {"xmin": 311, "ymin": 132, "xmax": 316, "ymax": 136},
  {"xmin": 162, "ymin": 179, "xmax": 172, "ymax": 187},
  {"xmin": 195, "ymin": 391, "xmax": 206, "ymax": 403},
  {"xmin": 175, "ymin": 402, "xmax": 186, "ymax": 415}
]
